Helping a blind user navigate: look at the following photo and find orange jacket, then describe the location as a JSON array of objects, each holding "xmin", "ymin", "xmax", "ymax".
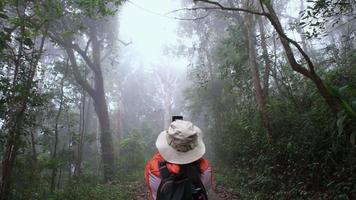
[{"xmin": 144, "ymin": 151, "xmax": 212, "ymax": 200}]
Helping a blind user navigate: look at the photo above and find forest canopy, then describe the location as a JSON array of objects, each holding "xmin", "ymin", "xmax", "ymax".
[{"xmin": 0, "ymin": 0, "xmax": 355, "ymax": 199}]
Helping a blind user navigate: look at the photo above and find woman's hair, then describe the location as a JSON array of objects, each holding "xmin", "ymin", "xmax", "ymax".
[{"xmin": 175, "ymin": 160, "xmax": 201, "ymax": 185}]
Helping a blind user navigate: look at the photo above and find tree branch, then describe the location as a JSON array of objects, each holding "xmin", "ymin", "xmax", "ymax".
[
  {"xmin": 48, "ymin": 31, "xmax": 100, "ymax": 74},
  {"xmin": 68, "ymin": 41, "xmax": 99, "ymax": 74},
  {"xmin": 193, "ymin": 0, "xmax": 266, "ymax": 16},
  {"xmin": 194, "ymin": 0, "xmax": 315, "ymax": 76},
  {"xmin": 84, "ymin": 38, "xmax": 92, "ymax": 54},
  {"xmin": 263, "ymin": 7, "xmax": 315, "ymax": 76},
  {"xmin": 259, "ymin": 0, "xmax": 266, "ymax": 13},
  {"xmin": 118, "ymin": 39, "xmax": 132, "ymax": 46},
  {"xmin": 65, "ymin": 47, "xmax": 96, "ymax": 98}
]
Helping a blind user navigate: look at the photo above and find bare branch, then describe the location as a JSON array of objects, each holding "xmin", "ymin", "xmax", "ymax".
[
  {"xmin": 84, "ymin": 38, "xmax": 92, "ymax": 54},
  {"xmin": 118, "ymin": 39, "xmax": 132, "ymax": 46},
  {"xmin": 193, "ymin": 0, "xmax": 267, "ymax": 16},
  {"xmin": 168, "ymin": 6, "xmax": 265, "ymax": 16},
  {"xmin": 279, "ymin": 14, "xmax": 298, "ymax": 21},
  {"xmin": 259, "ymin": 0, "xmax": 266, "ymax": 13},
  {"xmin": 163, "ymin": 9, "xmax": 212, "ymax": 20},
  {"xmin": 172, "ymin": 13, "xmax": 211, "ymax": 21},
  {"xmin": 127, "ymin": 0, "xmax": 209, "ymax": 21},
  {"xmin": 195, "ymin": 0, "xmax": 224, "ymax": 8}
]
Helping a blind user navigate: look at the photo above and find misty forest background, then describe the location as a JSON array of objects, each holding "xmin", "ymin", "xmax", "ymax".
[{"xmin": 0, "ymin": 0, "xmax": 355, "ymax": 199}]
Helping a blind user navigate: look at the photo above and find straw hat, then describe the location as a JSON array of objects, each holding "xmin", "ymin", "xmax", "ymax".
[{"xmin": 155, "ymin": 120, "xmax": 206, "ymax": 164}]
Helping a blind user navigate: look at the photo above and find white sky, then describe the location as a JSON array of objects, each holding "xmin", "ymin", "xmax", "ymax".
[{"xmin": 118, "ymin": 0, "xmax": 187, "ymax": 69}]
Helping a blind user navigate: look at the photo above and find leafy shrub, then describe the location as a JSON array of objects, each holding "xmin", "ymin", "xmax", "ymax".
[
  {"xmin": 48, "ymin": 183, "xmax": 134, "ymax": 200},
  {"xmin": 115, "ymin": 131, "xmax": 145, "ymax": 181}
]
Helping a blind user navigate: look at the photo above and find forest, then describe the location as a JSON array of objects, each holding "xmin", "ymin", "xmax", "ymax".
[{"xmin": 0, "ymin": 0, "xmax": 355, "ymax": 199}]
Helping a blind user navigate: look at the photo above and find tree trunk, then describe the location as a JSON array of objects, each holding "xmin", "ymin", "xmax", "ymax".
[
  {"xmin": 0, "ymin": 33, "xmax": 46, "ymax": 200},
  {"xmin": 155, "ymin": 68, "xmax": 176, "ymax": 129},
  {"xmin": 246, "ymin": 16, "xmax": 264, "ymax": 107},
  {"xmin": 258, "ymin": 16, "xmax": 272, "ymax": 135},
  {"xmin": 62, "ymin": 23, "xmax": 115, "ymax": 182},
  {"xmin": 74, "ymin": 91, "xmax": 86, "ymax": 177},
  {"xmin": 245, "ymin": 13, "xmax": 270, "ymax": 135},
  {"xmin": 163, "ymin": 95, "xmax": 173, "ymax": 129},
  {"xmin": 116, "ymin": 106, "xmax": 124, "ymax": 140},
  {"xmin": 258, "ymin": 17, "xmax": 271, "ymax": 98},
  {"xmin": 67, "ymin": 113, "xmax": 73, "ymax": 185},
  {"xmin": 50, "ymin": 60, "xmax": 67, "ymax": 192},
  {"xmin": 95, "ymin": 117, "xmax": 102, "ymax": 177},
  {"xmin": 93, "ymin": 90, "xmax": 114, "ymax": 181},
  {"xmin": 90, "ymin": 23, "xmax": 115, "ymax": 181},
  {"xmin": 57, "ymin": 164, "xmax": 62, "ymax": 189},
  {"xmin": 1, "ymin": 128, "xmax": 22, "ymax": 200}
]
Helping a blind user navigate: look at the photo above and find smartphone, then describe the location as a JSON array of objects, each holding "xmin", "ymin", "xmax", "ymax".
[{"xmin": 172, "ymin": 116, "xmax": 183, "ymax": 122}]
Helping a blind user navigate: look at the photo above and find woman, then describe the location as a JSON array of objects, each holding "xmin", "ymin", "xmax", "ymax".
[{"xmin": 144, "ymin": 120, "xmax": 212, "ymax": 200}]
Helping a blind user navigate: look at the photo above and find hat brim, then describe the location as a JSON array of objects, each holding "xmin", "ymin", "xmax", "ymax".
[{"xmin": 155, "ymin": 131, "xmax": 206, "ymax": 164}]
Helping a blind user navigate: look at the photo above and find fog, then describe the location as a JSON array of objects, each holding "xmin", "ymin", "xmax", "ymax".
[
  {"xmin": 120, "ymin": 0, "xmax": 183, "ymax": 64},
  {"xmin": 0, "ymin": 0, "xmax": 355, "ymax": 199}
]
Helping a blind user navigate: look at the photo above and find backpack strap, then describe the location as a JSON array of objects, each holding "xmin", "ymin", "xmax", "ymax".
[{"xmin": 158, "ymin": 161, "xmax": 171, "ymax": 180}]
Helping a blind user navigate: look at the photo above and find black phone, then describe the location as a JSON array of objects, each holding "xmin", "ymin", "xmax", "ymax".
[{"xmin": 172, "ymin": 116, "xmax": 183, "ymax": 122}]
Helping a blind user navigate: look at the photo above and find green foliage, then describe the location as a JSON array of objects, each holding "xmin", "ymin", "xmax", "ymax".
[
  {"xmin": 326, "ymin": 51, "xmax": 356, "ymax": 143},
  {"xmin": 48, "ymin": 183, "xmax": 134, "ymax": 200},
  {"xmin": 211, "ymin": 96, "xmax": 356, "ymax": 199},
  {"xmin": 74, "ymin": 0, "xmax": 124, "ymax": 18},
  {"xmin": 300, "ymin": 0, "xmax": 355, "ymax": 38},
  {"xmin": 184, "ymin": 14, "xmax": 356, "ymax": 199},
  {"xmin": 115, "ymin": 131, "xmax": 145, "ymax": 181},
  {"xmin": 214, "ymin": 24, "xmax": 249, "ymax": 84}
]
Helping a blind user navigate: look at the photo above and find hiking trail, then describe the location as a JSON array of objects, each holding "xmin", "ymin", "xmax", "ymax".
[{"xmin": 134, "ymin": 182, "xmax": 241, "ymax": 200}]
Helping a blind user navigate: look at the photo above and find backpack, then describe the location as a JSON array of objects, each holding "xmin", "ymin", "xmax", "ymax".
[{"xmin": 156, "ymin": 161, "xmax": 208, "ymax": 200}]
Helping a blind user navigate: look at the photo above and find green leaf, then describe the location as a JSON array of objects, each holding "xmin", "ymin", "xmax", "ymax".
[
  {"xmin": 326, "ymin": 84, "xmax": 340, "ymax": 98},
  {"xmin": 340, "ymin": 99, "xmax": 356, "ymax": 118}
]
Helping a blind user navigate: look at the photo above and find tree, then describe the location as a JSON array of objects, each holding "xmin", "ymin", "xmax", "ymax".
[
  {"xmin": 0, "ymin": 1, "xmax": 48, "ymax": 198},
  {"xmin": 192, "ymin": 0, "xmax": 342, "ymax": 114},
  {"xmin": 43, "ymin": 0, "xmax": 124, "ymax": 182},
  {"xmin": 154, "ymin": 66, "xmax": 178, "ymax": 129}
]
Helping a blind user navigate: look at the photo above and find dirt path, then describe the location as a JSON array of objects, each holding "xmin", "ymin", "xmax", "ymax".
[
  {"xmin": 135, "ymin": 183, "xmax": 240, "ymax": 200},
  {"xmin": 209, "ymin": 185, "xmax": 240, "ymax": 200}
]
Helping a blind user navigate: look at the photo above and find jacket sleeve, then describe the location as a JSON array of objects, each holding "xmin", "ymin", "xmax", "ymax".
[
  {"xmin": 200, "ymin": 159, "xmax": 212, "ymax": 191},
  {"xmin": 144, "ymin": 158, "xmax": 161, "ymax": 200}
]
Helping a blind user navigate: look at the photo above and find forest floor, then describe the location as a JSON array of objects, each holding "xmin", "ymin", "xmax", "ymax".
[{"xmin": 134, "ymin": 182, "xmax": 241, "ymax": 200}]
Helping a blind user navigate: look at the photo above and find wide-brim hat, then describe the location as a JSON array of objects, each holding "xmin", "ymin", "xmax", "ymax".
[{"xmin": 156, "ymin": 120, "xmax": 206, "ymax": 164}]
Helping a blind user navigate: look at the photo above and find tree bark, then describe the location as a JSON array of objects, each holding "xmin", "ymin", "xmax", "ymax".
[
  {"xmin": 74, "ymin": 91, "xmax": 86, "ymax": 177},
  {"xmin": 258, "ymin": 16, "xmax": 272, "ymax": 135},
  {"xmin": 60, "ymin": 23, "xmax": 115, "ymax": 182},
  {"xmin": 258, "ymin": 16, "xmax": 271, "ymax": 99},
  {"xmin": 246, "ymin": 15, "xmax": 264, "ymax": 108},
  {"xmin": 50, "ymin": 62, "xmax": 67, "ymax": 192},
  {"xmin": 245, "ymin": 11, "xmax": 270, "ymax": 136},
  {"xmin": 90, "ymin": 23, "xmax": 115, "ymax": 181}
]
